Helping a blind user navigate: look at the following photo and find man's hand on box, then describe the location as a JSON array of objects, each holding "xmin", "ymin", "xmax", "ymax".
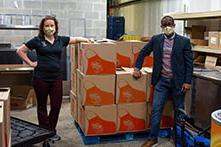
[
  {"xmin": 181, "ymin": 83, "xmax": 191, "ymax": 93},
  {"xmin": 132, "ymin": 68, "xmax": 142, "ymax": 79}
]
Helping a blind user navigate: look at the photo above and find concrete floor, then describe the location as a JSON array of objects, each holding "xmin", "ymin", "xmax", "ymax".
[{"xmin": 11, "ymin": 101, "xmax": 175, "ymax": 147}]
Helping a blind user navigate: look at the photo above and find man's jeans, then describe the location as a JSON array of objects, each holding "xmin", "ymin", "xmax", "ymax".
[{"xmin": 148, "ymin": 76, "xmax": 185, "ymax": 140}]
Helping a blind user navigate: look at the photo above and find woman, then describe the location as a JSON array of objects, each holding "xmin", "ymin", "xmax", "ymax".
[{"xmin": 17, "ymin": 16, "xmax": 92, "ymax": 141}]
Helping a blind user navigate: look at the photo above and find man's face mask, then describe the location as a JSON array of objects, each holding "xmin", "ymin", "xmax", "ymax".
[
  {"xmin": 162, "ymin": 26, "xmax": 174, "ymax": 36},
  {"xmin": 43, "ymin": 27, "xmax": 55, "ymax": 36}
]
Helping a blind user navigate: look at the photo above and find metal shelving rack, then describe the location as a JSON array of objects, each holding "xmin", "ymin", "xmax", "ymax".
[
  {"xmin": 0, "ymin": 14, "xmax": 44, "ymax": 30},
  {"xmin": 0, "ymin": 24, "xmax": 38, "ymax": 30},
  {"xmin": 165, "ymin": 10, "xmax": 221, "ymax": 54},
  {"xmin": 165, "ymin": 10, "xmax": 221, "ymax": 20}
]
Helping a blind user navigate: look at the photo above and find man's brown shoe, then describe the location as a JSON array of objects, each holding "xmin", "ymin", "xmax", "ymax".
[{"xmin": 141, "ymin": 140, "xmax": 158, "ymax": 147}]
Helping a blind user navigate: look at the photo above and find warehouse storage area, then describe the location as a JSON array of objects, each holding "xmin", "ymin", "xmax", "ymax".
[{"xmin": 0, "ymin": 0, "xmax": 221, "ymax": 147}]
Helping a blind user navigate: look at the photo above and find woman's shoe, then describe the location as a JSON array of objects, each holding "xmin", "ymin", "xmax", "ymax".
[{"xmin": 48, "ymin": 134, "xmax": 61, "ymax": 143}]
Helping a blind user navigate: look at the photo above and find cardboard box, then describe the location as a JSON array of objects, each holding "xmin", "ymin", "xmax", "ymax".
[
  {"xmin": 209, "ymin": 31, "xmax": 219, "ymax": 48},
  {"xmin": 11, "ymin": 85, "xmax": 32, "ymax": 97},
  {"xmin": 10, "ymin": 85, "xmax": 36, "ymax": 110},
  {"xmin": 196, "ymin": 39, "xmax": 208, "ymax": 46},
  {"xmin": 0, "ymin": 88, "xmax": 11, "ymax": 147},
  {"xmin": 77, "ymin": 99, "xmax": 85, "ymax": 130},
  {"xmin": 148, "ymin": 86, "xmax": 154, "ymax": 103},
  {"xmin": 218, "ymin": 32, "xmax": 221, "ymax": 48},
  {"xmin": 0, "ymin": 101, "xmax": 6, "ymax": 147},
  {"xmin": 77, "ymin": 103, "xmax": 117, "ymax": 136},
  {"xmin": 0, "ymin": 101, "xmax": 7, "ymax": 147},
  {"xmin": 205, "ymin": 56, "xmax": 217, "ymax": 68},
  {"xmin": 147, "ymin": 101, "xmax": 174, "ymax": 128},
  {"xmin": 71, "ymin": 70, "xmax": 77, "ymax": 96},
  {"xmin": 70, "ymin": 44, "xmax": 79, "ymax": 71},
  {"xmin": 111, "ymin": 40, "xmax": 152, "ymax": 68},
  {"xmin": 117, "ymin": 102, "xmax": 147, "ymax": 132},
  {"xmin": 142, "ymin": 67, "xmax": 152, "ymax": 102},
  {"xmin": 184, "ymin": 27, "xmax": 192, "ymax": 38},
  {"xmin": 116, "ymin": 68, "xmax": 147, "ymax": 104},
  {"xmin": 70, "ymin": 90, "xmax": 78, "ymax": 122},
  {"xmin": 77, "ymin": 70, "xmax": 115, "ymax": 106},
  {"xmin": 191, "ymin": 39, "xmax": 208, "ymax": 46},
  {"xmin": 115, "ymin": 41, "xmax": 132, "ymax": 68},
  {"xmin": 78, "ymin": 42, "xmax": 116, "ymax": 75},
  {"xmin": 191, "ymin": 25, "xmax": 206, "ymax": 39},
  {"xmin": 131, "ymin": 41, "xmax": 153, "ymax": 67}
]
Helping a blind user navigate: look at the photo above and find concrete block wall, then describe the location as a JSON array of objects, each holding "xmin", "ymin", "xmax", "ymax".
[{"xmin": 0, "ymin": 0, "xmax": 107, "ymax": 46}]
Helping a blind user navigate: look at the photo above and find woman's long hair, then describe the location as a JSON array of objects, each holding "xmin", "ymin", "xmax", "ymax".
[{"xmin": 38, "ymin": 15, "xmax": 59, "ymax": 38}]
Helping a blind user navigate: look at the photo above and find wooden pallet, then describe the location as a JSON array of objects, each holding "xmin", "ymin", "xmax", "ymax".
[{"xmin": 74, "ymin": 121, "xmax": 172, "ymax": 145}]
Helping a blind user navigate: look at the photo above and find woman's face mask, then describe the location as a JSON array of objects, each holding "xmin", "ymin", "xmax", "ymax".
[
  {"xmin": 162, "ymin": 26, "xmax": 174, "ymax": 36},
  {"xmin": 43, "ymin": 26, "xmax": 55, "ymax": 36},
  {"xmin": 43, "ymin": 19, "xmax": 56, "ymax": 36}
]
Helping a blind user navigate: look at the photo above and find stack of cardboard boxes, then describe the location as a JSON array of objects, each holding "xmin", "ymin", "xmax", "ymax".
[
  {"xmin": 77, "ymin": 42, "xmax": 117, "ymax": 135},
  {"xmin": 70, "ymin": 43, "xmax": 79, "ymax": 121},
  {"xmin": 71, "ymin": 42, "xmax": 117, "ymax": 136},
  {"xmin": 187, "ymin": 25, "xmax": 221, "ymax": 68},
  {"xmin": 187, "ymin": 25, "xmax": 208, "ymax": 46},
  {"xmin": 70, "ymin": 40, "xmax": 173, "ymax": 137},
  {"xmin": 187, "ymin": 25, "xmax": 221, "ymax": 49},
  {"xmin": 116, "ymin": 67, "xmax": 147, "ymax": 132},
  {"xmin": 0, "ymin": 88, "xmax": 11, "ymax": 147}
]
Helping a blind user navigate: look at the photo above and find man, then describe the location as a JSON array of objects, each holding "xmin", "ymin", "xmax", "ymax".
[{"xmin": 133, "ymin": 16, "xmax": 193, "ymax": 147}]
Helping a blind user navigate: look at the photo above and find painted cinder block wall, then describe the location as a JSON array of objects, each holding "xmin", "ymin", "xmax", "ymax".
[{"xmin": 0, "ymin": 0, "xmax": 107, "ymax": 46}]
